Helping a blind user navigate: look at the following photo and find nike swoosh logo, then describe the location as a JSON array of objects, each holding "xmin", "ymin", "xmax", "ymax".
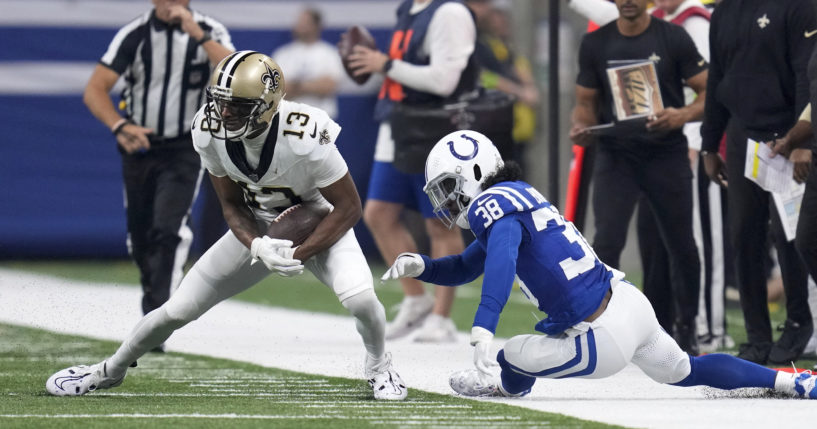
[
  {"xmin": 698, "ymin": 59, "xmax": 706, "ymax": 67},
  {"xmin": 309, "ymin": 123, "xmax": 317, "ymax": 138},
  {"xmin": 806, "ymin": 29, "xmax": 817, "ymax": 38}
]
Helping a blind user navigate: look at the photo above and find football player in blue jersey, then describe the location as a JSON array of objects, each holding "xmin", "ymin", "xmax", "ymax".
[{"xmin": 382, "ymin": 130, "xmax": 817, "ymax": 399}]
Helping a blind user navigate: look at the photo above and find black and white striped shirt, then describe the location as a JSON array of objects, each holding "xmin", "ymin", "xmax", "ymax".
[{"xmin": 101, "ymin": 9, "xmax": 234, "ymax": 139}]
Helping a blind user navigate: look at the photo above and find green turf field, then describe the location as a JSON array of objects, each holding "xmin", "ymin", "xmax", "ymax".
[{"xmin": 0, "ymin": 324, "xmax": 619, "ymax": 428}]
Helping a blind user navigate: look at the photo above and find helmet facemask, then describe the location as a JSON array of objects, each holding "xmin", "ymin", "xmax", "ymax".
[
  {"xmin": 424, "ymin": 172, "xmax": 470, "ymax": 229},
  {"xmin": 205, "ymin": 86, "xmax": 270, "ymax": 140}
]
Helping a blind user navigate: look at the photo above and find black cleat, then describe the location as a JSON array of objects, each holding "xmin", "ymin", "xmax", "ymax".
[
  {"xmin": 736, "ymin": 342, "xmax": 772, "ymax": 365},
  {"xmin": 768, "ymin": 320, "xmax": 813, "ymax": 364}
]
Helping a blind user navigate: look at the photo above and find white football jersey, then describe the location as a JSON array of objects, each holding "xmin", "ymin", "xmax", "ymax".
[{"xmin": 191, "ymin": 99, "xmax": 346, "ymax": 222}]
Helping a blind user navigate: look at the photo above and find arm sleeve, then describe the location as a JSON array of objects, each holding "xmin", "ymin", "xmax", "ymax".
[
  {"xmin": 416, "ymin": 241, "xmax": 486, "ymax": 286},
  {"xmin": 568, "ymin": 0, "xmax": 619, "ymax": 27},
  {"xmin": 788, "ymin": 0, "xmax": 817, "ymax": 116},
  {"xmin": 387, "ymin": 2, "xmax": 475, "ymax": 97},
  {"xmin": 575, "ymin": 35, "xmax": 599, "ymax": 88},
  {"xmin": 472, "ymin": 216, "xmax": 522, "ymax": 334},
  {"xmin": 700, "ymin": 9, "xmax": 730, "ymax": 152}
]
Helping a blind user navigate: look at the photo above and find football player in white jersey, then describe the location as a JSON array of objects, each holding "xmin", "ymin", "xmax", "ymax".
[
  {"xmin": 383, "ymin": 130, "xmax": 817, "ymax": 400},
  {"xmin": 45, "ymin": 51, "xmax": 407, "ymax": 401}
]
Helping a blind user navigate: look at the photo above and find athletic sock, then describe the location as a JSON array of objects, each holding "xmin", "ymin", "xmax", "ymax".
[
  {"xmin": 342, "ymin": 289, "xmax": 387, "ymax": 374},
  {"xmin": 672, "ymin": 353, "xmax": 777, "ymax": 390},
  {"xmin": 107, "ymin": 307, "xmax": 186, "ymax": 376},
  {"xmin": 497, "ymin": 350, "xmax": 536, "ymax": 395}
]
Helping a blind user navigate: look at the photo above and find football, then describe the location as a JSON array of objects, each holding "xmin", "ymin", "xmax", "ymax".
[
  {"xmin": 265, "ymin": 202, "xmax": 330, "ymax": 246},
  {"xmin": 338, "ymin": 25, "xmax": 377, "ymax": 85}
]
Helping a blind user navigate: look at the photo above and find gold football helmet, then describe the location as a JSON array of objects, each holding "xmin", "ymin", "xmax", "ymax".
[{"xmin": 205, "ymin": 51, "xmax": 285, "ymax": 140}]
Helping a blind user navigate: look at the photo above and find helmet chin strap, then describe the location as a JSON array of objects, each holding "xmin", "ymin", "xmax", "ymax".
[
  {"xmin": 244, "ymin": 110, "xmax": 276, "ymax": 140},
  {"xmin": 454, "ymin": 195, "xmax": 474, "ymax": 230},
  {"xmin": 455, "ymin": 212, "xmax": 471, "ymax": 230}
]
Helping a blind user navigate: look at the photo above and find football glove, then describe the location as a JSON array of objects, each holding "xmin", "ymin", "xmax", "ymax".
[
  {"xmin": 250, "ymin": 237, "xmax": 304, "ymax": 276},
  {"xmin": 381, "ymin": 252, "xmax": 425, "ymax": 282},
  {"xmin": 470, "ymin": 326, "xmax": 499, "ymax": 377}
]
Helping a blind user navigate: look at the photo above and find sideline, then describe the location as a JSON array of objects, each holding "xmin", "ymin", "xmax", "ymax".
[{"xmin": 0, "ymin": 269, "xmax": 809, "ymax": 428}]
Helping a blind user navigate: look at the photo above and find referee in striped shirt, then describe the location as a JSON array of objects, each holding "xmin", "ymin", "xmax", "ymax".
[{"xmin": 83, "ymin": 0, "xmax": 234, "ymax": 326}]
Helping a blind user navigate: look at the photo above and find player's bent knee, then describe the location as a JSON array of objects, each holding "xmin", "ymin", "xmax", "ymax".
[
  {"xmin": 163, "ymin": 298, "xmax": 203, "ymax": 325},
  {"xmin": 333, "ymin": 267, "xmax": 374, "ymax": 303},
  {"xmin": 342, "ymin": 289, "xmax": 385, "ymax": 323},
  {"xmin": 661, "ymin": 354, "xmax": 692, "ymax": 384}
]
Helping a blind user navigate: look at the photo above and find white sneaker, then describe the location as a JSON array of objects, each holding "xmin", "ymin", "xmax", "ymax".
[
  {"xmin": 367, "ymin": 353, "xmax": 408, "ymax": 400},
  {"xmin": 413, "ymin": 313, "xmax": 457, "ymax": 343},
  {"xmin": 385, "ymin": 294, "xmax": 434, "ymax": 340},
  {"xmin": 45, "ymin": 361, "xmax": 125, "ymax": 396},
  {"xmin": 449, "ymin": 369, "xmax": 529, "ymax": 397}
]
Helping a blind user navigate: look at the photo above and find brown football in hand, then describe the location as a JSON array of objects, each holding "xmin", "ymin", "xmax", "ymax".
[
  {"xmin": 338, "ymin": 25, "xmax": 377, "ymax": 85},
  {"xmin": 265, "ymin": 202, "xmax": 330, "ymax": 247}
]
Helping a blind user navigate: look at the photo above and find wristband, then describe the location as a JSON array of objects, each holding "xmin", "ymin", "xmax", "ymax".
[
  {"xmin": 197, "ymin": 30, "xmax": 212, "ymax": 45},
  {"xmin": 382, "ymin": 59, "xmax": 394, "ymax": 74},
  {"xmin": 111, "ymin": 118, "xmax": 130, "ymax": 136}
]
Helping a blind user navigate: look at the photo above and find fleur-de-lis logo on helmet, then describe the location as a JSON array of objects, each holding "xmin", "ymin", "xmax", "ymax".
[{"xmin": 261, "ymin": 63, "xmax": 281, "ymax": 93}]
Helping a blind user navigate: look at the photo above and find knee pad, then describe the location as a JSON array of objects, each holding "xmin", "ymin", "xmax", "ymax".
[
  {"xmin": 162, "ymin": 267, "xmax": 216, "ymax": 323},
  {"xmin": 342, "ymin": 289, "xmax": 385, "ymax": 323}
]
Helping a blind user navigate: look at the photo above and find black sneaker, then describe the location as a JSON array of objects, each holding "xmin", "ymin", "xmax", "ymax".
[
  {"xmin": 674, "ymin": 323, "xmax": 699, "ymax": 356},
  {"xmin": 768, "ymin": 320, "xmax": 813, "ymax": 364},
  {"xmin": 736, "ymin": 342, "xmax": 772, "ymax": 365}
]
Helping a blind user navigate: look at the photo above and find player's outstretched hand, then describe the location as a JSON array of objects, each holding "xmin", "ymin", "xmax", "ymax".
[
  {"xmin": 381, "ymin": 252, "xmax": 425, "ymax": 282},
  {"xmin": 470, "ymin": 326, "xmax": 499, "ymax": 376},
  {"xmin": 250, "ymin": 237, "xmax": 304, "ymax": 277}
]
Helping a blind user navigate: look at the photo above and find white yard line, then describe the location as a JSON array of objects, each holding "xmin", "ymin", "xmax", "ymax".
[
  {"xmin": 0, "ymin": 414, "xmax": 346, "ymax": 419},
  {"xmin": 0, "ymin": 269, "xmax": 810, "ymax": 428}
]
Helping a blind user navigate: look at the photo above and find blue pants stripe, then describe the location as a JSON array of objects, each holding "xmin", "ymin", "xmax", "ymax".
[{"xmin": 506, "ymin": 328, "xmax": 598, "ymax": 378}]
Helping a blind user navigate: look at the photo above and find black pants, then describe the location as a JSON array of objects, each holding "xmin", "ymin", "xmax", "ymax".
[
  {"xmin": 795, "ymin": 158, "xmax": 817, "ymax": 293},
  {"xmin": 121, "ymin": 138, "xmax": 202, "ymax": 315},
  {"xmin": 725, "ymin": 121, "xmax": 811, "ymax": 345},
  {"xmin": 592, "ymin": 146, "xmax": 700, "ymax": 326},
  {"xmin": 637, "ymin": 197, "xmax": 674, "ymax": 334},
  {"xmin": 638, "ymin": 158, "xmax": 733, "ymax": 337}
]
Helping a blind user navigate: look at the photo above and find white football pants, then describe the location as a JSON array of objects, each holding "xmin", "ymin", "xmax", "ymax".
[
  {"xmin": 502, "ymin": 280, "xmax": 692, "ymax": 384},
  {"xmin": 108, "ymin": 228, "xmax": 386, "ymax": 376}
]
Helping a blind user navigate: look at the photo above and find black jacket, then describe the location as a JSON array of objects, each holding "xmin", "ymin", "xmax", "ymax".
[{"xmin": 701, "ymin": 0, "xmax": 816, "ymax": 150}]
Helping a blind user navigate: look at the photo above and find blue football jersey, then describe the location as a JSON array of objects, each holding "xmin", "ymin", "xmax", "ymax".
[{"xmin": 467, "ymin": 181, "xmax": 622, "ymax": 334}]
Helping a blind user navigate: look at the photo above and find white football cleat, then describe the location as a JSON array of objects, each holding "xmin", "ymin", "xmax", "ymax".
[
  {"xmin": 45, "ymin": 361, "xmax": 125, "ymax": 396},
  {"xmin": 367, "ymin": 353, "xmax": 408, "ymax": 400},
  {"xmin": 449, "ymin": 369, "xmax": 529, "ymax": 398},
  {"xmin": 413, "ymin": 313, "xmax": 457, "ymax": 343},
  {"xmin": 385, "ymin": 294, "xmax": 434, "ymax": 340}
]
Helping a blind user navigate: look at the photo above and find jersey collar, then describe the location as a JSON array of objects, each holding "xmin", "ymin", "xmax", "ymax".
[{"xmin": 224, "ymin": 114, "xmax": 280, "ymax": 183}]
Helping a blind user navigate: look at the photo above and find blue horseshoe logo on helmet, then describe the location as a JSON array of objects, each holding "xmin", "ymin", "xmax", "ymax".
[{"xmin": 447, "ymin": 134, "xmax": 479, "ymax": 160}]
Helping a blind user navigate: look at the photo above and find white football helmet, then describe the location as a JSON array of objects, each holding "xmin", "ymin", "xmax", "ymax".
[
  {"xmin": 205, "ymin": 51, "xmax": 286, "ymax": 140},
  {"xmin": 423, "ymin": 130, "xmax": 504, "ymax": 229}
]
